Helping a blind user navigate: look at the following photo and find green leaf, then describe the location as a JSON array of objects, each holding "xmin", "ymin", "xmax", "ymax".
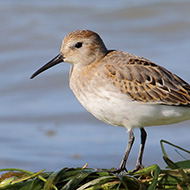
[
  {"xmin": 43, "ymin": 168, "xmax": 68, "ymax": 190},
  {"xmin": 163, "ymin": 157, "xmax": 189, "ymax": 183},
  {"xmin": 77, "ymin": 175, "xmax": 118, "ymax": 190},
  {"xmin": 133, "ymin": 164, "xmax": 159, "ymax": 175},
  {"xmin": 173, "ymin": 160, "xmax": 190, "ymax": 169},
  {"xmin": 61, "ymin": 171, "xmax": 92, "ymax": 190},
  {"xmin": 160, "ymin": 139, "xmax": 190, "ymax": 158},
  {"xmin": 147, "ymin": 165, "xmax": 160, "ymax": 190}
]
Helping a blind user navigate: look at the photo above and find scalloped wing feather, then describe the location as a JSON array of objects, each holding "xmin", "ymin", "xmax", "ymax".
[{"xmin": 104, "ymin": 57, "xmax": 190, "ymax": 106}]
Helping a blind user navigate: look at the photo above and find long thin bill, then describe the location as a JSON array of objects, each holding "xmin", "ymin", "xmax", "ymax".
[{"xmin": 30, "ymin": 53, "xmax": 64, "ymax": 79}]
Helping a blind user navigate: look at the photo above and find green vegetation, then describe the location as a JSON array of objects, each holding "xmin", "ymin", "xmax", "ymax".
[{"xmin": 0, "ymin": 140, "xmax": 190, "ymax": 190}]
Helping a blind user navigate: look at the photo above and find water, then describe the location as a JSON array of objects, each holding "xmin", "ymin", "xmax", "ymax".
[{"xmin": 0, "ymin": 0, "xmax": 190, "ymax": 172}]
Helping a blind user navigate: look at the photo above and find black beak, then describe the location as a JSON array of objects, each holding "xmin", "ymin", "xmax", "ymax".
[{"xmin": 30, "ymin": 53, "xmax": 64, "ymax": 79}]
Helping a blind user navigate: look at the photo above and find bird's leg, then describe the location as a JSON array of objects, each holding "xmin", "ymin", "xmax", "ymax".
[
  {"xmin": 132, "ymin": 127, "xmax": 147, "ymax": 172},
  {"xmin": 108, "ymin": 130, "xmax": 134, "ymax": 173},
  {"xmin": 117, "ymin": 130, "xmax": 135, "ymax": 172}
]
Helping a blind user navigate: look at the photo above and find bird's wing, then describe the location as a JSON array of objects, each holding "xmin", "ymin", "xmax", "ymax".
[{"xmin": 103, "ymin": 57, "xmax": 190, "ymax": 106}]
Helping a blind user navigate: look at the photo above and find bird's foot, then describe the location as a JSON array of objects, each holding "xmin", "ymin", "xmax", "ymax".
[
  {"xmin": 130, "ymin": 164, "xmax": 144, "ymax": 173},
  {"xmin": 107, "ymin": 166, "xmax": 128, "ymax": 174}
]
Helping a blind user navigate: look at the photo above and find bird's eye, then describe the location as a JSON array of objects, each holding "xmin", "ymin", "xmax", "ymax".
[{"xmin": 75, "ymin": 42, "xmax": 82, "ymax": 48}]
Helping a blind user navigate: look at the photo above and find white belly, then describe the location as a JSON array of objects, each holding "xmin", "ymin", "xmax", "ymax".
[{"xmin": 70, "ymin": 83, "xmax": 190, "ymax": 131}]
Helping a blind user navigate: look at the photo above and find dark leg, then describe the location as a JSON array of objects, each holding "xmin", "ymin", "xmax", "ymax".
[
  {"xmin": 108, "ymin": 130, "xmax": 134, "ymax": 173},
  {"xmin": 118, "ymin": 130, "xmax": 135, "ymax": 172},
  {"xmin": 133, "ymin": 127, "xmax": 147, "ymax": 172}
]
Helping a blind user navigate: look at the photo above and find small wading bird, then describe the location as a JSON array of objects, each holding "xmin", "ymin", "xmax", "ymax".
[{"xmin": 31, "ymin": 30, "xmax": 190, "ymax": 172}]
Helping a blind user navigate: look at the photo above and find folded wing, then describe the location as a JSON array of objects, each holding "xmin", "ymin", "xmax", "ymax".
[{"xmin": 104, "ymin": 58, "xmax": 190, "ymax": 106}]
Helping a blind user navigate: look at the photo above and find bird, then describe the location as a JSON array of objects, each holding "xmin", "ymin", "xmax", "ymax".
[{"xmin": 31, "ymin": 29, "xmax": 190, "ymax": 173}]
